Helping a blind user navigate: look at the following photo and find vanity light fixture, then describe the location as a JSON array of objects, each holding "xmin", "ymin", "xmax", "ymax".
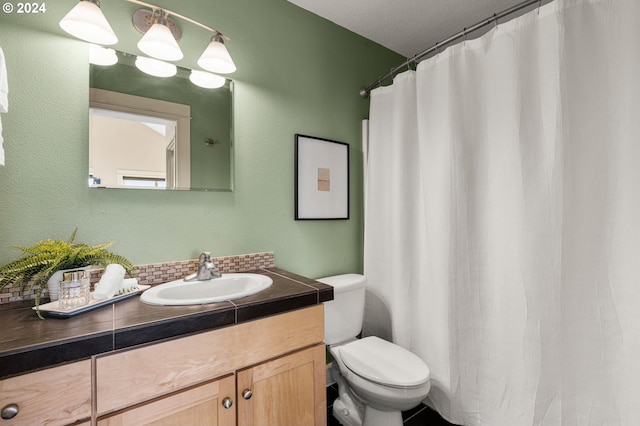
[
  {"xmin": 135, "ymin": 56, "xmax": 177, "ymax": 78},
  {"xmin": 59, "ymin": 0, "xmax": 118, "ymax": 45},
  {"xmin": 189, "ymin": 70, "xmax": 225, "ymax": 89},
  {"xmin": 134, "ymin": 9, "xmax": 183, "ymax": 61},
  {"xmin": 59, "ymin": 0, "xmax": 236, "ymax": 75},
  {"xmin": 197, "ymin": 33, "xmax": 236, "ymax": 74},
  {"xmin": 89, "ymin": 44, "xmax": 118, "ymax": 66}
]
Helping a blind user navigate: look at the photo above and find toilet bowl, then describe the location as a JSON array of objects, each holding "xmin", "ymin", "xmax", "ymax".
[{"xmin": 318, "ymin": 274, "xmax": 431, "ymax": 426}]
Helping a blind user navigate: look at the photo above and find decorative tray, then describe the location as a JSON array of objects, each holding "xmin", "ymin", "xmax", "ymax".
[{"xmin": 32, "ymin": 285, "xmax": 150, "ymax": 318}]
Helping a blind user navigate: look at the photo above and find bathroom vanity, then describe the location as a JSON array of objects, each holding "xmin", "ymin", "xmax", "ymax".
[{"xmin": 0, "ymin": 268, "xmax": 332, "ymax": 425}]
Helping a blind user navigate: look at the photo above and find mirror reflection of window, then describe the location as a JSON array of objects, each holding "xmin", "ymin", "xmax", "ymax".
[
  {"xmin": 89, "ymin": 108, "xmax": 177, "ymax": 189},
  {"xmin": 122, "ymin": 177, "xmax": 167, "ymax": 188},
  {"xmin": 89, "ymin": 88, "xmax": 192, "ymax": 190}
]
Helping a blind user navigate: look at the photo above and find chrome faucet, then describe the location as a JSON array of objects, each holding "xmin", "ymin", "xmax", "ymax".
[{"xmin": 184, "ymin": 252, "xmax": 221, "ymax": 281}]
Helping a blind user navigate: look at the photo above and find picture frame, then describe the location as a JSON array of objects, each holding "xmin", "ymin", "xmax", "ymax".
[{"xmin": 294, "ymin": 134, "xmax": 349, "ymax": 220}]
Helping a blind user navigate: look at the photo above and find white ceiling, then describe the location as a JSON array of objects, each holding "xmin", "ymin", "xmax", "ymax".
[{"xmin": 287, "ymin": 0, "xmax": 539, "ymax": 58}]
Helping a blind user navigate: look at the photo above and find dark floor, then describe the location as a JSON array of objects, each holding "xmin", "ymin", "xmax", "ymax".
[{"xmin": 326, "ymin": 384, "xmax": 459, "ymax": 426}]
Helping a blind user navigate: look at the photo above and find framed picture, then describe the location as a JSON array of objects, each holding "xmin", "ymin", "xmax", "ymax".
[{"xmin": 295, "ymin": 134, "xmax": 349, "ymax": 220}]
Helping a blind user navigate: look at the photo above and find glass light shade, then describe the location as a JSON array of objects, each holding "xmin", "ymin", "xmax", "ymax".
[
  {"xmin": 189, "ymin": 70, "xmax": 225, "ymax": 89},
  {"xmin": 137, "ymin": 21, "xmax": 183, "ymax": 61},
  {"xmin": 89, "ymin": 44, "xmax": 117, "ymax": 66},
  {"xmin": 135, "ymin": 56, "xmax": 177, "ymax": 78},
  {"xmin": 197, "ymin": 37, "xmax": 236, "ymax": 74},
  {"xmin": 59, "ymin": 0, "xmax": 118, "ymax": 45}
]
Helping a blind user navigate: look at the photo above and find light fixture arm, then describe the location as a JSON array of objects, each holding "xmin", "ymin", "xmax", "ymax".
[
  {"xmin": 123, "ymin": 0, "xmax": 229, "ymax": 39},
  {"xmin": 154, "ymin": 10, "xmax": 167, "ymax": 25}
]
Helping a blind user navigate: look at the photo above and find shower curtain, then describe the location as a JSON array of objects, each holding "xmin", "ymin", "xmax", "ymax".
[{"xmin": 363, "ymin": 0, "xmax": 640, "ymax": 424}]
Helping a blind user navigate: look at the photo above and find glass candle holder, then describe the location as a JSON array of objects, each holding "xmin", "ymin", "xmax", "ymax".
[{"xmin": 58, "ymin": 270, "xmax": 91, "ymax": 310}]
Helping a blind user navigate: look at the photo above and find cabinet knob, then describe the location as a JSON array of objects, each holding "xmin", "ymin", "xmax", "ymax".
[
  {"xmin": 242, "ymin": 389, "xmax": 253, "ymax": 400},
  {"xmin": 1, "ymin": 404, "xmax": 19, "ymax": 420},
  {"xmin": 222, "ymin": 397, "xmax": 233, "ymax": 409}
]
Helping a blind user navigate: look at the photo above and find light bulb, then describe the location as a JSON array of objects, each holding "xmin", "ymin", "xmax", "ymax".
[
  {"xmin": 197, "ymin": 34, "xmax": 236, "ymax": 74},
  {"xmin": 135, "ymin": 56, "xmax": 177, "ymax": 78},
  {"xmin": 89, "ymin": 44, "xmax": 117, "ymax": 66},
  {"xmin": 59, "ymin": 0, "xmax": 118, "ymax": 45},
  {"xmin": 137, "ymin": 16, "xmax": 183, "ymax": 61},
  {"xmin": 190, "ymin": 70, "xmax": 225, "ymax": 89}
]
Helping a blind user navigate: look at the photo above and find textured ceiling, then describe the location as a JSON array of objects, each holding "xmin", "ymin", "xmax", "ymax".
[{"xmin": 287, "ymin": 0, "xmax": 541, "ymax": 58}]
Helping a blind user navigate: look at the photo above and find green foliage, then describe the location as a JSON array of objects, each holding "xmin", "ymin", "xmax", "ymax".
[{"xmin": 0, "ymin": 229, "xmax": 137, "ymax": 318}]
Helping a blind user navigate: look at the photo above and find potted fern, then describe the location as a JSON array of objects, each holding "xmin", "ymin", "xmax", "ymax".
[{"xmin": 0, "ymin": 229, "xmax": 136, "ymax": 318}]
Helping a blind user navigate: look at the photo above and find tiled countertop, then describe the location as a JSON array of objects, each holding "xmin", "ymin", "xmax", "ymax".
[{"xmin": 0, "ymin": 267, "xmax": 333, "ymax": 379}]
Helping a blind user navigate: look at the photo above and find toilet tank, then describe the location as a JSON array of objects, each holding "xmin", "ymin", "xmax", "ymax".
[{"xmin": 317, "ymin": 274, "xmax": 366, "ymax": 345}]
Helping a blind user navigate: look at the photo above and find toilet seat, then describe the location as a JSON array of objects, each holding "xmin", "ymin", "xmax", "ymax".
[{"xmin": 339, "ymin": 336, "xmax": 430, "ymax": 388}]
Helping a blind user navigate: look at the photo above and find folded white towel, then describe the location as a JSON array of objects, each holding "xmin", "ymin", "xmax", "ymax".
[
  {"xmin": 0, "ymin": 120, "xmax": 4, "ymax": 166},
  {"xmin": 93, "ymin": 264, "xmax": 126, "ymax": 300},
  {"xmin": 119, "ymin": 277, "xmax": 139, "ymax": 294},
  {"xmin": 0, "ymin": 46, "xmax": 7, "ymax": 166},
  {"xmin": 0, "ymin": 47, "xmax": 7, "ymax": 113}
]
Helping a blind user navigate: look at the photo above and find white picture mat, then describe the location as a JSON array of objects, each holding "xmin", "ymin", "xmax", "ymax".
[{"xmin": 296, "ymin": 136, "xmax": 348, "ymax": 219}]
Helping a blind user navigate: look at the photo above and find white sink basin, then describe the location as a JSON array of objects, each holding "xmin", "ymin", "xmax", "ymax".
[{"xmin": 140, "ymin": 273, "xmax": 273, "ymax": 306}]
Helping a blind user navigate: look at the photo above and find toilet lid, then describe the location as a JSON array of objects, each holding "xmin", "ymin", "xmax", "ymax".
[{"xmin": 339, "ymin": 336, "xmax": 430, "ymax": 388}]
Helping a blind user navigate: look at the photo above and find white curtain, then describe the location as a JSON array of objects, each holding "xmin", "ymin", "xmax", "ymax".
[{"xmin": 363, "ymin": 0, "xmax": 640, "ymax": 424}]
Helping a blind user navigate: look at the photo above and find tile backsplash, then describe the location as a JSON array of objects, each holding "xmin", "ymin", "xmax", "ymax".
[{"xmin": 0, "ymin": 252, "xmax": 275, "ymax": 304}]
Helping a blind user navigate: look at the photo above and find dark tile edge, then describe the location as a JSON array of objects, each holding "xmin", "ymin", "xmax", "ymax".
[
  {"xmin": 237, "ymin": 293, "xmax": 318, "ymax": 322},
  {"xmin": 114, "ymin": 307, "xmax": 236, "ymax": 350},
  {"xmin": 263, "ymin": 267, "xmax": 334, "ymax": 303},
  {"xmin": 0, "ymin": 332, "xmax": 113, "ymax": 380}
]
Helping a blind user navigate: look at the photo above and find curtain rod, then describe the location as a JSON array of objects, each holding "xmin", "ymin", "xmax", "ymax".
[{"xmin": 360, "ymin": 0, "xmax": 543, "ymax": 99}]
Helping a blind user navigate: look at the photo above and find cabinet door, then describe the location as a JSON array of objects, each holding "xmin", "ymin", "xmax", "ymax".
[
  {"xmin": 237, "ymin": 344, "xmax": 326, "ymax": 426},
  {"xmin": 97, "ymin": 374, "xmax": 235, "ymax": 426},
  {"xmin": 0, "ymin": 360, "xmax": 91, "ymax": 426}
]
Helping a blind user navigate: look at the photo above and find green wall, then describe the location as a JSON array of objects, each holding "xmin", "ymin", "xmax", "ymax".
[{"xmin": 0, "ymin": 0, "xmax": 401, "ymax": 278}]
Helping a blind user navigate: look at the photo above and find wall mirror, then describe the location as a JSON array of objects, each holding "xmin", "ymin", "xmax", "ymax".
[{"xmin": 89, "ymin": 51, "xmax": 233, "ymax": 191}]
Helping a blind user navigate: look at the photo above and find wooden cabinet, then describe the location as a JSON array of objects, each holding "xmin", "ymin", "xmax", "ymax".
[
  {"xmin": 0, "ymin": 360, "xmax": 91, "ymax": 426},
  {"xmin": 2, "ymin": 305, "xmax": 325, "ymax": 426},
  {"xmin": 97, "ymin": 375, "xmax": 236, "ymax": 426},
  {"xmin": 97, "ymin": 344, "xmax": 326, "ymax": 426},
  {"xmin": 237, "ymin": 344, "xmax": 326, "ymax": 426},
  {"xmin": 96, "ymin": 305, "xmax": 326, "ymax": 426}
]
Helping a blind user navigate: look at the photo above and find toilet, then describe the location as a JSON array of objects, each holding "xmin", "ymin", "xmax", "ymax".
[{"xmin": 318, "ymin": 274, "xmax": 431, "ymax": 426}]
